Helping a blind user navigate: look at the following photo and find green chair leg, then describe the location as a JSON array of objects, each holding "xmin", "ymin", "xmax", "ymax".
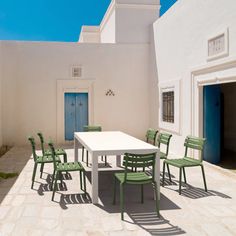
[
  {"xmin": 166, "ymin": 164, "xmax": 172, "ymax": 182},
  {"xmin": 82, "ymin": 146, "xmax": 84, "ymax": 162},
  {"xmin": 86, "ymin": 151, "xmax": 89, "ymax": 167},
  {"xmin": 104, "ymin": 156, "xmax": 107, "ymax": 166},
  {"xmin": 79, "ymin": 170, "xmax": 82, "ymax": 190},
  {"xmin": 154, "ymin": 181, "xmax": 160, "ymax": 217},
  {"xmin": 120, "ymin": 183, "xmax": 124, "ymax": 220},
  {"xmin": 52, "ymin": 172, "xmax": 59, "ymax": 201},
  {"xmin": 31, "ymin": 163, "xmax": 38, "ymax": 189},
  {"xmin": 201, "ymin": 165, "xmax": 207, "ymax": 192},
  {"xmin": 141, "ymin": 184, "xmax": 144, "ymax": 203},
  {"xmin": 51, "ymin": 170, "xmax": 55, "ymax": 190},
  {"xmin": 179, "ymin": 168, "xmax": 182, "ymax": 195},
  {"xmin": 162, "ymin": 162, "xmax": 166, "ymax": 187},
  {"xmin": 183, "ymin": 167, "xmax": 187, "ymax": 183},
  {"xmin": 113, "ymin": 176, "xmax": 117, "ymax": 205},
  {"xmin": 63, "ymin": 153, "xmax": 67, "ymax": 163},
  {"xmin": 40, "ymin": 163, "xmax": 44, "ymax": 178},
  {"xmin": 83, "ymin": 171, "xmax": 87, "ymax": 194}
]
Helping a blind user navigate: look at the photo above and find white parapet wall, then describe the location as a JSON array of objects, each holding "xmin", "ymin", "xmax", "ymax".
[
  {"xmin": 1, "ymin": 41, "xmax": 151, "ymax": 145},
  {"xmin": 153, "ymin": 0, "xmax": 236, "ymax": 155},
  {"xmin": 79, "ymin": 0, "xmax": 160, "ymax": 44},
  {"xmin": 79, "ymin": 26, "xmax": 101, "ymax": 43}
]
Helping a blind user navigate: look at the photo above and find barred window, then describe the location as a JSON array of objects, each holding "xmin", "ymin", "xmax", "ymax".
[{"xmin": 162, "ymin": 91, "xmax": 174, "ymax": 123}]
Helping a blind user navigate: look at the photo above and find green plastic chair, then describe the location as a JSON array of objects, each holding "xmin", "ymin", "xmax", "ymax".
[
  {"xmin": 113, "ymin": 152, "xmax": 160, "ymax": 220},
  {"xmin": 37, "ymin": 132, "xmax": 67, "ymax": 178},
  {"xmin": 146, "ymin": 128, "xmax": 158, "ymax": 145},
  {"xmin": 28, "ymin": 136, "xmax": 61, "ymax": 189},
  {"xmin": 156, "ymin": 132, "xmax": 172, "ymax": 181},
  {"xmin": 48, "ymin": 141, "xmax": 87, "ymax": 201},
  {"xmin": 163, "ymin": 135, "xmax": 207, "ymax": 194},
  {"xmin": 82, "ymin": 125, "xmax": 107, "ymax": 166}
]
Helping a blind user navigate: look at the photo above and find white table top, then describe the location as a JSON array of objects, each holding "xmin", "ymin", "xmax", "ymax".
[{"xmin": 74, "ymin": 131, "xmax": 158, "ymax": 155}]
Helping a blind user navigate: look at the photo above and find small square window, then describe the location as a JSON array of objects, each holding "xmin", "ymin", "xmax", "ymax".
[
  {"xmin": 71, "ymin": 66, "xmax": 82, "ymax": 78},
  {"xmin": 207, "ymin": 28, "xmax": 229, "ymax": 61},
  {"xmin": 162, "ymin": 91, "xmax": 174, "ymax": 123}
]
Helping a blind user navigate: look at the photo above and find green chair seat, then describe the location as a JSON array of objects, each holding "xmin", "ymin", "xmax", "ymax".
[
  {"xmin": 45, "ymin": 148, "xmax": 67, "ymax": 157},
  {"xmin": 165, "ymin": 157, "xmax": 202, "ymax": 168},
  {"xmin": 160, "ymin": 151, "xmax": 167, "ymax": 159},
  {"xmin": 36, "ymin": 155, "xmax": 61, "ymax": 163},
  {"xmin": 56, "ymin": 162, "xmax": 84, "ymax": 172},
  {"xmin": 115, "ymin": 172, "xmax": 152, "ymax": 184},
  {"xmin": 113, "ymin": 152, "xmax": 159, "ymax": 220}
]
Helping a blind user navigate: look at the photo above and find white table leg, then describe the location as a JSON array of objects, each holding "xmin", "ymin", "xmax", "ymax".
[
  {"xmin": 155, "ymin": 149, "xmax": 160, "ymax": 200},
  {"xmin": 116, "ymin": 155, "xmax": 121, "ymax": 167},
  {"xmin": 74, "ymin": 138, "xmax": 79, "ymax": 162},
  {"xmin": 92, "ymin": 153, "xmax": 98, "ymax": 204}
]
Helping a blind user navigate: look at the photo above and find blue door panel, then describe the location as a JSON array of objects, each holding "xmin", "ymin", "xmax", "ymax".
[
  {"xmin": 65, "ymin": 93, "xmax": 88, "ymax": 141},
  {"xmin": 65, "ymin": 93, "xmax": 76, "ymax": 140},
  {"xmin": 203, "ymin": 85, "xmax": 221, "ymax": 164},
  {"xmin": 76, "ymin": 93, "xmax": 88, "ymax": 132}
]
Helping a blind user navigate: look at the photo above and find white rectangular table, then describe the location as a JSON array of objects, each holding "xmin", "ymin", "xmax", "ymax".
[{"xmin": 74, "ymin": 131, "xmax": 160, "ymax": 204}]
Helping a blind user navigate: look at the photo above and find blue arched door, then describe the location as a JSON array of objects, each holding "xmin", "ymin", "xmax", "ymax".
[{"xmin": 64, "ymin": 93, "xmax": 88, "ymax": 140}]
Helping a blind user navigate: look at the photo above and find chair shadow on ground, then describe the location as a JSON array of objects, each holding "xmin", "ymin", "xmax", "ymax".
[
  {"xmin": 36, "ymin": 172, "xmax": 70, "ymax": 196},
  {"xmin": 161, "ymin": 175, "xmax": 231, "ymax": 199},
  {"xmin": 36, "ymin": 172, "xmax": 92, "ymax": 208},
  {"xmin": 59, "ymin": 193, "xmax": 92, "ymax": 209},
  {"xmin": 86, "ymin": 171, "xmax": 186, "ymax": 236}
]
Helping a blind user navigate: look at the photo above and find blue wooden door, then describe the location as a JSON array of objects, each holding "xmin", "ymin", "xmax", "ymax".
[
  {"xmin": 65, "ymin": 93, "xmax": 88, "ymax": 140},
  {"xmin": 203, "ymin": 85, "xmax": 221, "ymax": 164}
]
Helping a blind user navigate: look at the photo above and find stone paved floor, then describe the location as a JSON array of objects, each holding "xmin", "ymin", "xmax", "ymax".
[{"xmin": 0, "ymin": 146, "xmax": 236, "ymax": 236}]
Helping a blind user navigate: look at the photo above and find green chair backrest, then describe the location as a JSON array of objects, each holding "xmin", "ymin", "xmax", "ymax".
[
  {"xmin": 83, "ymin": 125, "xmax": 102, "ymax": 132},
  {"xmin": 37, "ymin": 132, "xmax": 45, "ymax": 155},
  {"xmin": 146, "ymin": 128, "xmax": 158, "ymax": 145},
  {"xmin": 48, "ymin": 141, "xmax": 58, "ymax": 170},
  {"xmin": 122, "ymin": 152, "xmax": 156, "ymax": 182},
  {"xmin": 184, "ymin": 136, "xmax": 206, "ymax": 161},
  {"xmin": 157, "ymin": 132, "xmax": 172, "ymax": 156},
  {"xmin": 28, "ymin": 136, "xmax": 38, "ymax": 162}
]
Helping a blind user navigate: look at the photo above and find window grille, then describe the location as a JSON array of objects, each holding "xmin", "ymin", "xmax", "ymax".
[{"xmin": 162, "ymin": 91, "xmax": 174, "ymax": 123}]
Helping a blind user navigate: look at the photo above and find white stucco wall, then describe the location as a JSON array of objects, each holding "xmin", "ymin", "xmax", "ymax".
[
  {"xmin": 100, "ymin": 10, "xmax": 116, "ymax": 43},
  {"xmin": 116, "ymin": 6, "xmax": 159, "ymax": 43},
  {"xmin": 1, "ymin": 41, "xmax": 150, "ymax": 145},
  {"xmin": 153, "ymin": 0, "xmax": 236, "ymax": 156}
]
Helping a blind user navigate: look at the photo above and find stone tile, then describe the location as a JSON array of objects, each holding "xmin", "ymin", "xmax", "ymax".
[
  {"xmin": 22, "ymin": 204, "xmax": 42, "ymax": 217},
  {"xmin": 11, "ymin": 195, "xmax": 26, "ymax": 206},
  {"xmin": 101, "ymin": 215, "xmax": 124, "ymax": 231},
  {"xmin": 201, "ymin": 223, "xmax": 234, "ymax": 236},
  {"xmin": 41, "ymin": 206, "xmax": 61, "ymax": 219},
  {"xmin": 0, "ymin": 222, "xmax": 15, "ymax": 235},
  {"xmin": 0, "ymin": 195, "xmax": 13, "ymax": 206},
  {"xmin": 5, "ymin": 206, "xmax": 24, "ymax": 221},
  {"xmin": 86, "ymin": 231, "xmax": 108, "ymax": 236},
  {"xmin": 37, "ymin": 218, "xmax": 60, "ymax": 230},
  {"xmin": 0, "ymin": 206, "xmax": 11, "ymax": 220}
]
